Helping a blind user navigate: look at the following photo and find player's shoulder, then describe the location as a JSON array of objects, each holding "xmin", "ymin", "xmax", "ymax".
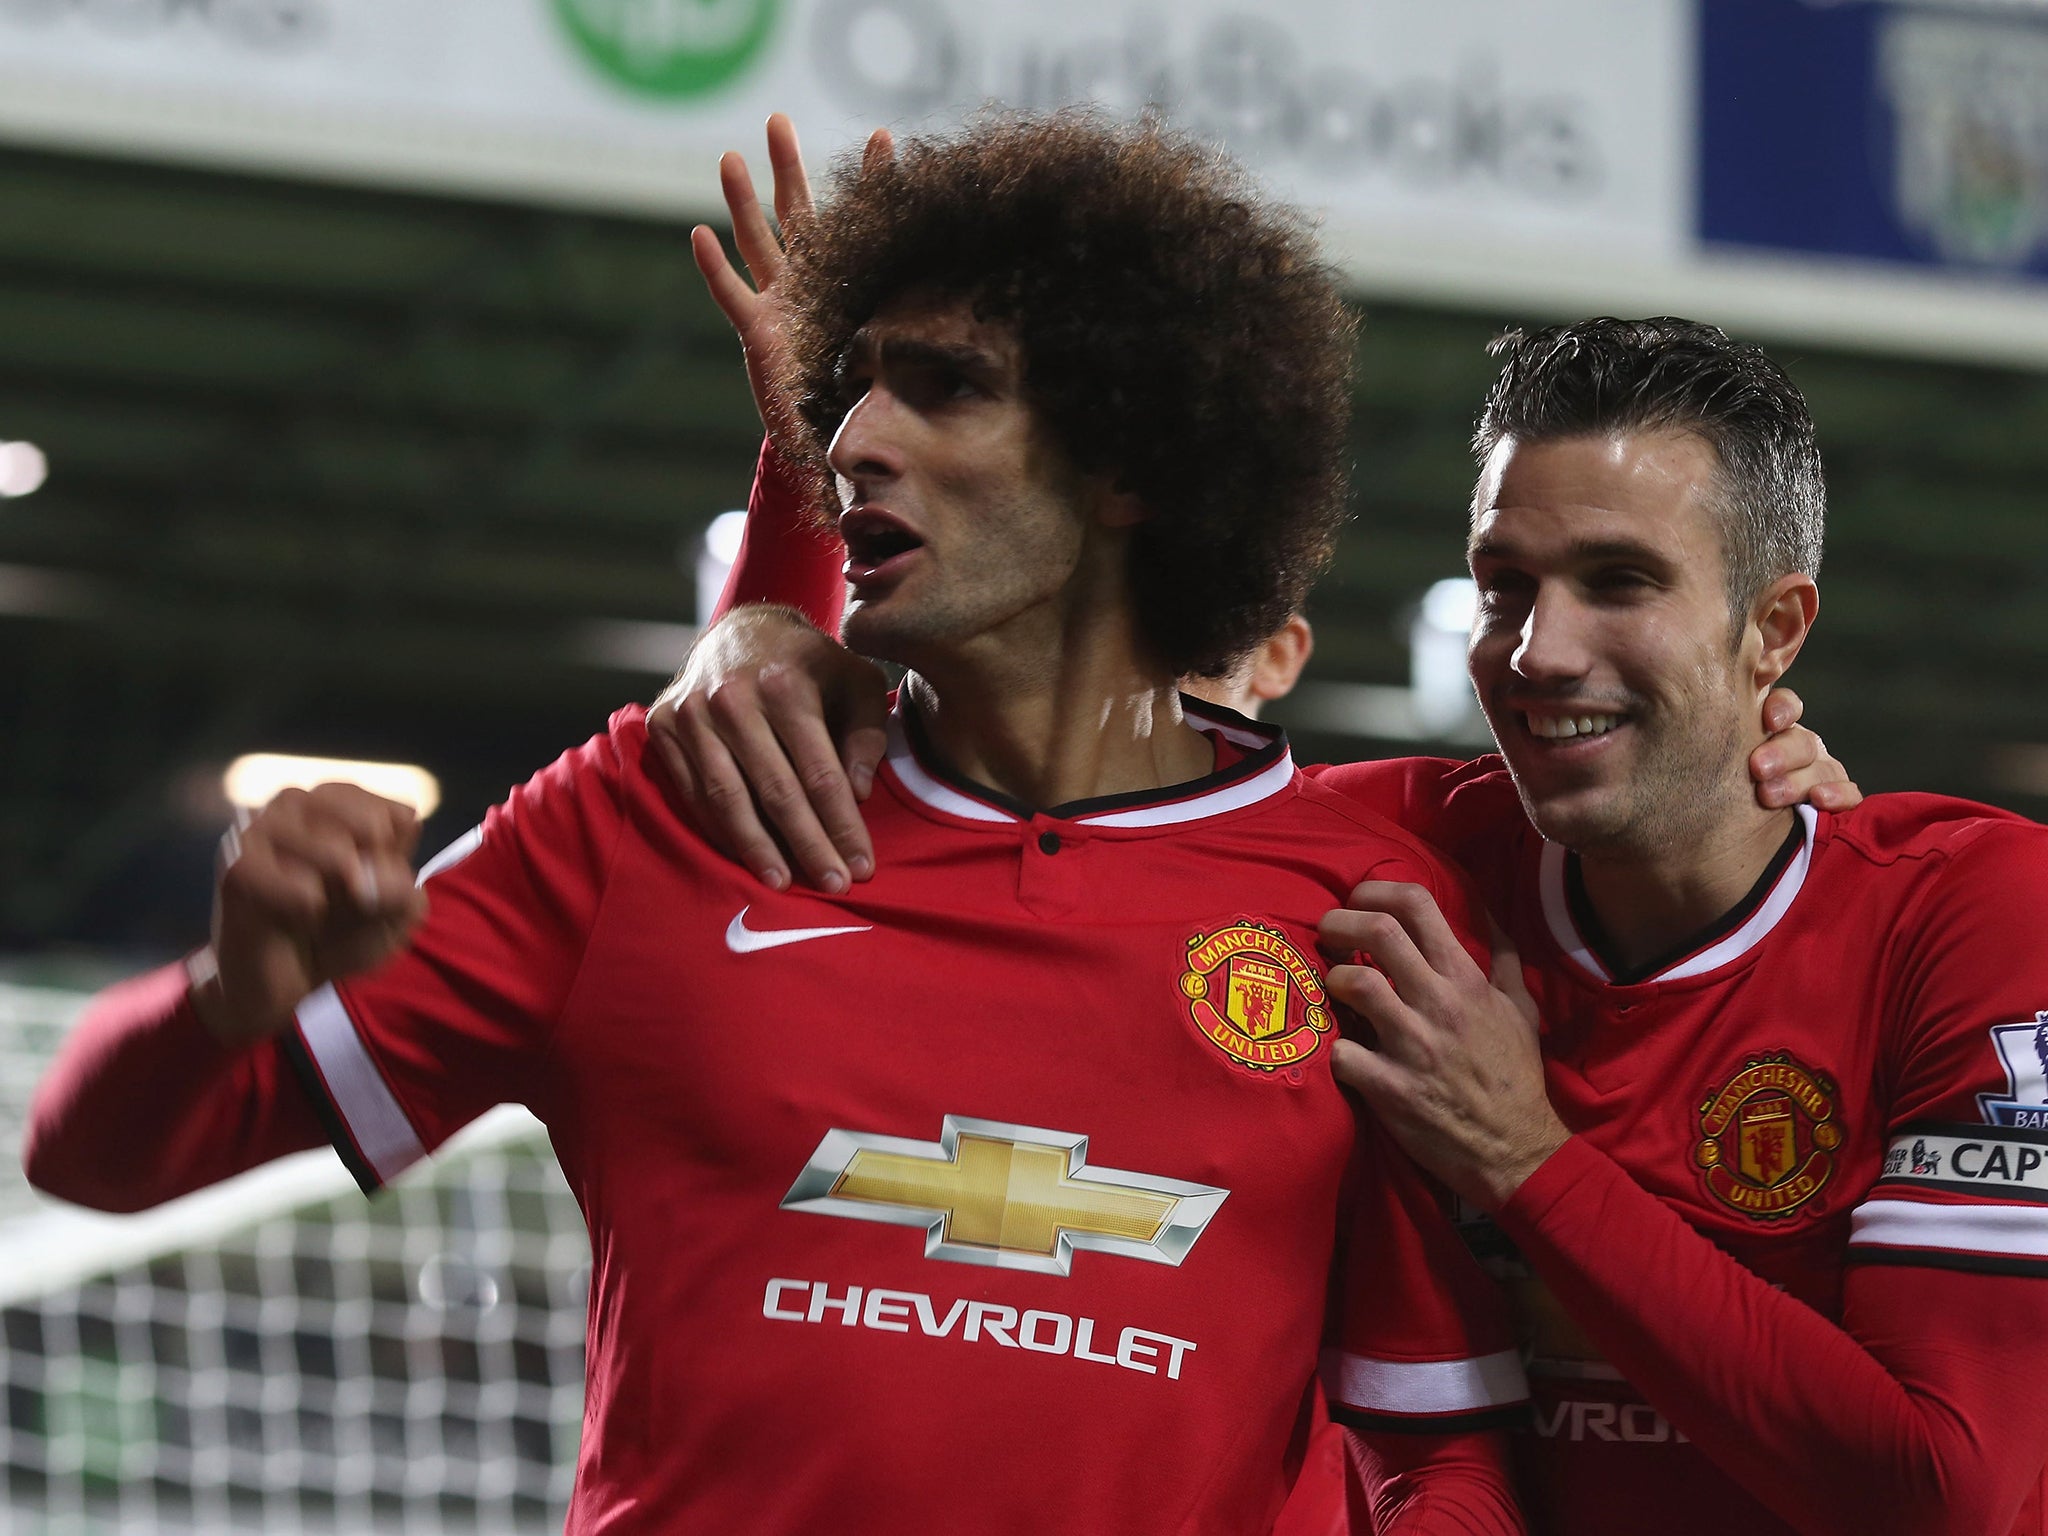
[
  {"xmin": 1825, "ymin": 791, "xmax": 2047, "ymax": 879},
  {"xmin": 454, "ymin": 705, "xmax": 668, "ymax": 866},
  {"xmin": 1306, "ymin": 751, "xmax": 1525, "ymax": 862},
  {"xmin": 1309, "ymin": 751, "xmax": 1512, "ymax": 810},
  {"xmin": 1288, "ymin": 766, "xmax": 1474, "ymax": 893}
]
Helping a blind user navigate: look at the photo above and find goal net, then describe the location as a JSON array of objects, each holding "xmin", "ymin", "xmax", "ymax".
[{"xmin": 0, "ymin": 980, "xmax": 589, "ymax": 1535}]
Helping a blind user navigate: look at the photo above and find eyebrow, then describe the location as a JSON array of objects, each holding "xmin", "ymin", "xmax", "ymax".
[
  {"xmin": 1467, "ymin": 534, "xmax": 1674, "ymax": 567},
  {"xmin": 836, "ymin": 335, "xmax": 1003, "ymax": 380}
]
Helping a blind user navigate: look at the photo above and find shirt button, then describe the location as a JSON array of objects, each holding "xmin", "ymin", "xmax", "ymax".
[{"xmin": 1037, "ymin": 830, "xmax": 1061, "ymax": 855}]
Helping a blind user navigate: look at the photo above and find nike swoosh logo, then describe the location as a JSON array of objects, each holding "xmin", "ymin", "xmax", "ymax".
[{"xmin": 725, "ymin": 906, "xmax": 874, "ymax": 954}]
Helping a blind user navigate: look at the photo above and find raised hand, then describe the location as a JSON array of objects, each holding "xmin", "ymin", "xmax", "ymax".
[
  {"xmin": 1750, "ymin": 686, "xmax": 1862, "ymax": 811},
  {"xmin": 688, "ymin": 114, "xmax": 895, "ymax": 444},
  {"xmin": 1320, "ymin": 881, "xmax": 1568, "ymax": 1213},
  {"xmin": 651, "ymin": 605, "xmax": 890, "ymax": 894},
  {"xmin": 193, "ymin": 784, "xmax": 429, "ymax": 1046}
]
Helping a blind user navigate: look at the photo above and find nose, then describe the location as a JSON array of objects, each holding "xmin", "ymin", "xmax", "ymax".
[
  {"xmin": 827, "ymin": 387, "xmax": 904, "ymax": 493},
  {"xmin": 1509, "ymin": 584, "xmax": 1592, "ymax": 684}
]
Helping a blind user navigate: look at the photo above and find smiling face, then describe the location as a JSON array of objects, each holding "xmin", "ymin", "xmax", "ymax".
[
  {"xmin": 827, "ymin": 294, "xmax": 1118, "ymax": 674},
  {"xmin": 1466, "ymin": 430, "xmax": 1770, "ymax": 858}
]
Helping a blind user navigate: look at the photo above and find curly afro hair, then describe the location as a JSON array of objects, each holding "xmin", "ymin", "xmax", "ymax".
[{"xmin": 775, "ymin": 111, "xmax": 1356, "ymax": 679}]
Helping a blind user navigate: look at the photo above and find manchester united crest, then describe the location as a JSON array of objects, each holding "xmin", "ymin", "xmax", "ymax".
[
  {"xmin": 1693, "ymin": 1052, "xmax": 1843, "ymax": 1220},
  {"xmin": 1179, "ymin": 920, "xmax": 1330, "ymax": 1075}
]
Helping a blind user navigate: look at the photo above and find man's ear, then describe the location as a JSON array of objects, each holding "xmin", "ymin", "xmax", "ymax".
[
  {"xmin": 1750, "ymin": 573, "xmax": 1818, "ymax": 692},
  {"xmin": 1248, "ymin": 615, "xmax": 1314, "ymax": 705},
  {"xmin": 1095, "ymin": 480, "xmax": 1150, "ymax": 529}
]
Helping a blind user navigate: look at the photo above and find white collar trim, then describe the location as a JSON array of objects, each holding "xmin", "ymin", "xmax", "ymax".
[
  {"xmin": 882, "ymin": 700, "xmax": 1294, "ymax": 828},
  {"xmin": 1540, "ymin": 805, "xmax": 1817, "ymax": 984}
]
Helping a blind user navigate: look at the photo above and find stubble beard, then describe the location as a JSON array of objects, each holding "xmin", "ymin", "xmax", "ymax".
[
  {"xmin": 1522, "ymin": 700, "xmax": 1751, "ymax": 863},
  {"xmin": 842, "ymin": 596, "xmax": 943, "ymax": 672}
]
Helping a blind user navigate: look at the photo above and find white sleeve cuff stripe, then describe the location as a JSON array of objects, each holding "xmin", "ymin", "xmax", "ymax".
[
  {"xmin": 295, "ymin": 984, "xmax": 427, "ymax": 1185},
  {"xmin": 1320, "ymin": 1346, "xmax": 1528, "ymax": 1414},
  {"xmin": 1851, "ymin": 1198, "xmax": 2048, "ymax": 1258},
  {"xmin": 417, "ymin": 825, "xmax": 483, "ymax": 883}
]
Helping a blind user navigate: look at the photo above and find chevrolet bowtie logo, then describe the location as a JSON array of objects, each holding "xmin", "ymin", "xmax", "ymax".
[{"xmin": 782, "ymin": 1116, "xmax": 1229, "ymax": 1275}]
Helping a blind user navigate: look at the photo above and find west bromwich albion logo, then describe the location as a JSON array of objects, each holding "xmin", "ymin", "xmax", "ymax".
[
  {"xmin": 1978, "ymin": 1013, "xmax": 2048, "ymax": 1128},
  {"xmin": 1178, "ymin": 919, "xmax": 1330, "ymax": 1076},
  {"xmin": 1880, "ymin": 12, "xmax": 2048, "ymax": 269}
]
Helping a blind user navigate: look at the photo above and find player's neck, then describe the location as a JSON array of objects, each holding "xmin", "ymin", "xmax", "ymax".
[
  {"xmin": 1575, "ymin": 803, "xmax": 1800, "ymax": 975},
  {"xmin": 902, "ymin": 628, "xmax": 1212, "ymax": 811}
]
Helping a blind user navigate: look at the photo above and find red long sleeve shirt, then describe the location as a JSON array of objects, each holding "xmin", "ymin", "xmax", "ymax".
[{"xmin": 694, "ymin": 444, "xmax": 2048, "ymax": 1534}]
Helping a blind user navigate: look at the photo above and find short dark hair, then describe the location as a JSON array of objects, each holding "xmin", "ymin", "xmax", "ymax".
[
  {"xmin": 1472, "ymin": 317, "xmax": 1825, "ymax": 616},
  {"xmin": 776, "ymin": 111, "xmax": 1356, "ymax": 678}
]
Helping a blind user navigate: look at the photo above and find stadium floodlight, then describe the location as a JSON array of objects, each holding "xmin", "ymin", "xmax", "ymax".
[
  {"xmin": 1409, "ymin": 577, "xmax": 1482, "ymax": 736},
  {"xmin": 223, "ymin": 754, "xmax": 442, "ymax": 819},
  {"xmin": 0, "ymin": 440, "xmax": 48, "ymax": 498},
  {"xmin": 695, "ymin": 509, "xmax": 748, "ymax": 624},
  {"xmin": 1990, "ymin": 745, "xmax": 2048, "ymax": 798}
]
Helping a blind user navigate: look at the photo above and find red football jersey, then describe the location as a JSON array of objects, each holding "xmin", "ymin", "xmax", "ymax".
[
  {"xmin": 1318, "ymin": 755, "xmax": 2048, "ymax": 1535},
  {"xmin": 284, "ymin": 704, "xmax": 1525, "ymax": 1535}
]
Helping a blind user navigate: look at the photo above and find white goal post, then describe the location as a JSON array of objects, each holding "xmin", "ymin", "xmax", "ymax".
[{"xmin": 1, "ymin": 981, "xmax": 589, "ymax": 1535}]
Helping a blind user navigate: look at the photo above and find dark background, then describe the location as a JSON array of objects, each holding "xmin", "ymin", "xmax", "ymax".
[{"xmin": 3, "ymin": 144, "xmax": 2045, "ymax": 955}]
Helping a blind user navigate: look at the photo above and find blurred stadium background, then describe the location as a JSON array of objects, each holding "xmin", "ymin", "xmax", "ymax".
[{"xmin": 1, "ymin": 0, "xmax": 2045, "ymax": 1529}]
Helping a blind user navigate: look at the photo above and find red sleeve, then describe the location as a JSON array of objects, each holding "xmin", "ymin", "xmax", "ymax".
[
  {"xmin": 1329, "ymin": 1149, "xmax": 1528, "ymax": 1535},
  {"xmin": 1315, "ymin": 831, "xmax": 1524, "ymax": 1441},
  {"xmin": 23, "ymin": 960, "xmax": 326, "ymax": 1211},
  {"xmin": 286, "ymin": 715, "xmax": 633, "ymax": 1192},
  {"xmin": 1846, "ymin": 821, "xmax": 2048, "ymax": 1279},
  {"xmin": 1498, "ymin": 1134, "xmax": 2048, "ymax": 1536},
  {"xmin": 1323, "ymin": 1113, "xmax": 1526, "ymax": 1436},
  {"xmin": 1269, "ymin": 1397, "xmax": 1523, "ymax": 1536},
  {"xmin": 710, "ymin": 436, "xmax": 845, "ymax": 633},
  {"xmin": 1351, "ymin": 1424, "xmax": 1525, "ymax": 1535}
]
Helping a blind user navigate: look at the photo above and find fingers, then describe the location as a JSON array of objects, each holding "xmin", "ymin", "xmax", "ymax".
[
  {"xmin": 676, "ymin": 665, "xmax": 861, "ymax": 892},
  {"xmin": 1765, "ymin": 754, "xmax": 1865, "ymax": 812},
  {"xmin": 645, "ymin": 694, "xmax": 700, "ymax": 807},
  {"xmin": 1805, "ymin": 779, "xmax": 1865, "ymax": 811},
  {"xmin": 764, "ymin": 112, "xmax": 812, "ymax": 225},
  {"xmin": 719, "ymin": 149, "xmax": 785, "ymax": 294},
  {"xmin": 1325, "ymin": 957, "xmax": 1409, "ymax": 1035},
  {"xmin": 757, "ymin": 663, "xmax": 871, "ymax": 888},
  {"xmin": 842, "ymin": 728, "xmax": 886, "ymax": 803},
  {"xmin": 1321, "ymin": 881, "xmax": 1483, "ymax": 989},
  {"xmin": 1329, "ymin": 1036, "xmax": 1399, "ymax": 1101},
  {"xmin": 1762, "ymin": 685, "xmax": 1804, "ymax": 735},
  {"xmin": 860, "ymin": 126, "xmax": 896, "ymax": 179},
  {"xmin": 660, "ymin": 608, "xmax": 888, "ymax": 888},
  {"xmin": 671, "ymin": 689, "xmax": 794, "ymax": 891},
  {"xmin": 220, "ymin": 784, "xmax": 421, "ymax": 928},
  {"xmin": 1750, "ymin": 728, "xmax": 1818, "ymax": 785},
  {"xmin": 690, "ymin": 223, "xmax": 759, "ymax": 336},
  {"xmin": 1751, "ymin": 724, "xmax": 1862, "ymax": 811},
  {"xmin": 837, "ymin": 672, "xmax": 891, "ymax": 803},
  {"xmin": 206, "ymin": 785, "xmax": 423, "ymax": 1041},
  {"xmin": 1486, "ymin": 914, "xmax": 1540, "ymax": 1028}
]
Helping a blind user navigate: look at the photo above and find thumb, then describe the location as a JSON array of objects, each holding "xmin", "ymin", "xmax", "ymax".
[{"xmin": 838, "ymin": 673, "xmax": 891, "ymax": 800}]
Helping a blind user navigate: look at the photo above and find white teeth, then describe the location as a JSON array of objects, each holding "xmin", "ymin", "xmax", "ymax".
[{"xmin": 1526, "ymin": 712, "xmax": 1622, "ymax": 740}]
